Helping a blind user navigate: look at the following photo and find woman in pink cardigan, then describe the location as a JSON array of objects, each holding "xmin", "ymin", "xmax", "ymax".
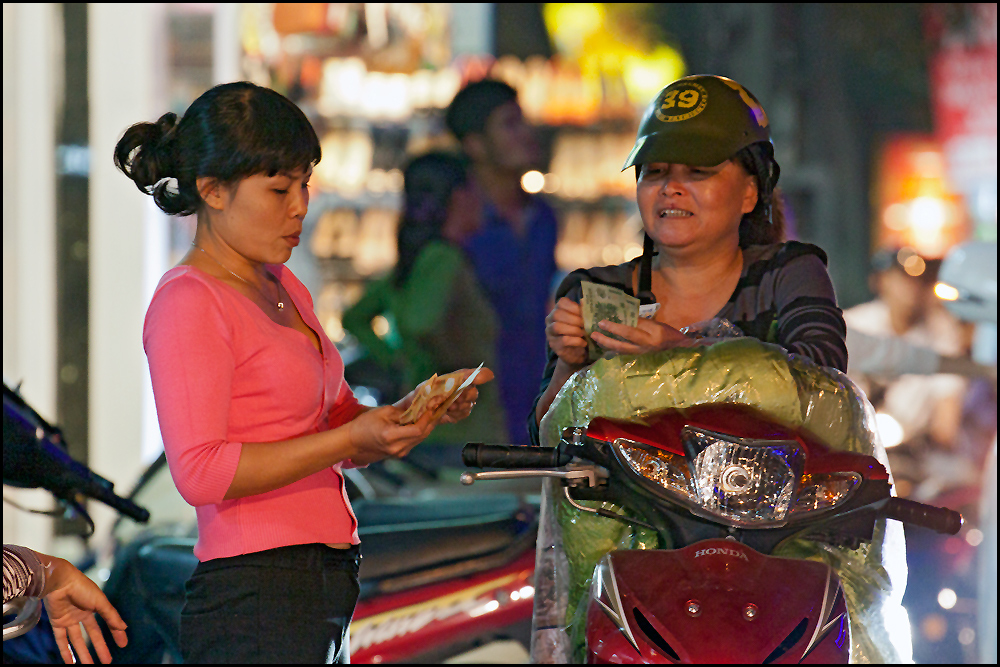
[{"xmin": 116, "ymin": 81, "xmax": 490, "ymax": 663}]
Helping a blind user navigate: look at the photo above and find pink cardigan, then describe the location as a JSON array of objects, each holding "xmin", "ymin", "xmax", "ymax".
[{"xmin": 143, "ymin": 264, "xmax": 365, "ymax": 561}]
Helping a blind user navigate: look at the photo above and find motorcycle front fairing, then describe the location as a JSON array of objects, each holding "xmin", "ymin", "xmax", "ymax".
[
  {"xmin": 536, "ymin": 333, "xmax": 911, "ymax": 663},
  {"xmin": 586, "ymin": 541, "xmax": 849, "ymax": 663}
]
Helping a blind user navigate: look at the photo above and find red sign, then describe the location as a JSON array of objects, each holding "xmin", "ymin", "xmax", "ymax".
[{"xmin": 928, "ymin": 4, "xmax": 997, "ymax": 189}]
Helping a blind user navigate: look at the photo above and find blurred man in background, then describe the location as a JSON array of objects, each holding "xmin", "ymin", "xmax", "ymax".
[
  {"xmin": 844, "ymin": 247, "xmax": 974, "ymax": 500},
  {"xmin": 445, "ymin": 79, "xmax": 559, "ymax": 443}
]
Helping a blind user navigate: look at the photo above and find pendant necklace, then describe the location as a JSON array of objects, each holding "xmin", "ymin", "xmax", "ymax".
[{"xmin": 192, "ymin": 244, "xmax": 284, "ymax": 311}]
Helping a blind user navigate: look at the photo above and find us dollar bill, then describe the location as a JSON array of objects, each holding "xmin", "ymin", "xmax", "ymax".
[{"xmin": 579, "ymin": 281, "xmax": 640, "ymax": 361}]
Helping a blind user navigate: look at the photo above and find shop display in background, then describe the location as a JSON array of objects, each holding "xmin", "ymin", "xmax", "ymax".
[{"xmin": 233, "ymin": 3, "xmax": 679, "ymax": 347}]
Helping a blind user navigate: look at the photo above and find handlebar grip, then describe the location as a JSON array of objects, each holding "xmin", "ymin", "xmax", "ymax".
[
  {"xmin": 462, "ymin": 443, "xmax": 568, "ymax": 469},
  {"xmin": 881, "ymin": 497, "xmax": 963, "ymax": 535},
  {"xmin": 82, "ymin": 479, "xmax": 151, "ymax": 524}
]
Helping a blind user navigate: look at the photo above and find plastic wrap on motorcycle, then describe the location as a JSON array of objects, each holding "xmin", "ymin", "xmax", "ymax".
[{"xmin": 537, "ymin": 325, "xmax": 911, "ymax": 663}]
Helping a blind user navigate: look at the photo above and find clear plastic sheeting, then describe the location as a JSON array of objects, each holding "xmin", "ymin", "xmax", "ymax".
[{"xmin": 534, "ymin": 323, "xmax": 912, "ymax": 663}]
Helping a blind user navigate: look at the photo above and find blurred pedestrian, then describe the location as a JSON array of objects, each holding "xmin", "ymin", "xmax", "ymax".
[
  {"xmin": 343, "ymin": 151, "xmax": 508, "ymax": 471},
  {"xmin": 445, "ymin": 79, "xmax": 559, "ymax": 444},
  {"xmin": 845, "ymin": 249, "xmax": 969, "ymax": 444},
  {"xmin": 844, "ymin": 248, "xmax": 972, "ymax": 498},
  {"xmin": 118, "ymin": 81, "xmax": 490, "ymax": 663},
  {"xmin": 3, "ymin": 544, "xmax": 128, "ymax": 664}
]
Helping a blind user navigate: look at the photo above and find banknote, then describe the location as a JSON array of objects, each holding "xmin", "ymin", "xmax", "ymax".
[
  {"xmin": 580, "ymin": 281, "xmax": 639, "ymax": 361},
  {"xmin": 399, "ymin": 363, "xmax": 484, "ymax": 424}
]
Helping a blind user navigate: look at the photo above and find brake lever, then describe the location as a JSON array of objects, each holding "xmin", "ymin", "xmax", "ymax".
[{"xmin": 460, "ymin": 467, "xmax": 598, "ymax": 487}]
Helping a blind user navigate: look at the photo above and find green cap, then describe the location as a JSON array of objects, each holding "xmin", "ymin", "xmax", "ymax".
[{"xmin": 622, "ymin": 75, "xmax": 773, "ymax": 170}]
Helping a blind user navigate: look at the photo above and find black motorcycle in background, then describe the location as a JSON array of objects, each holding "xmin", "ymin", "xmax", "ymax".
[{"xmin": 3, "ymin": 381, "xmax": 150, "ymax": 662}]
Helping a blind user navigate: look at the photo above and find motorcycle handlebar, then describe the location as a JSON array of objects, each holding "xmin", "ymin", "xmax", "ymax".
[
  {"xmin": 881, "ymin": 497, "xmax": 963, "ymax": 535},
  {"xmin": 462, "ymin": 443, "xmax": 571, "ymax": 469}
]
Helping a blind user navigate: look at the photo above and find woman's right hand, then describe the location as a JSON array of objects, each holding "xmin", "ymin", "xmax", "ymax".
[
  {"xmin": 545, "ymin": 297, "xmax": 589, "ymax": 367},
  {"xmin": 347, "ymin": 404, "xmax": 439, "ymax": 466}
]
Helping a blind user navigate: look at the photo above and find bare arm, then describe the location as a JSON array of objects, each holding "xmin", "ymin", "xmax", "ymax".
[
  {"xmin": 534, "ymin": 358, "xmax": 587, "ymax": 425},
  {"xmin": 224, "ymin": 404, "xmax": 434, "ymax": 500},
  {"xmin": 224, "ymin": 368, "xmax": 494, "ymax": 500}
]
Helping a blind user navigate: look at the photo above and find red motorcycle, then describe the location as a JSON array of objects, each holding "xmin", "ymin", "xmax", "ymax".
[{"xmin": 461, "ymin": 403, "xmax": 963, "ymax": 663}]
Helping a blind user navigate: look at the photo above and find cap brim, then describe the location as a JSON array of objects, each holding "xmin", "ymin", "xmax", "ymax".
[{"xmin": 621, "ymin": 128, "xmax": 741, "ymax": 171}]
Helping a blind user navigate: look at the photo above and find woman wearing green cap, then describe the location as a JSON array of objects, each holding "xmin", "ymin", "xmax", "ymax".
[{"xmin": 530, "ymin": 74, "xmax": 848, "ymax": 442}]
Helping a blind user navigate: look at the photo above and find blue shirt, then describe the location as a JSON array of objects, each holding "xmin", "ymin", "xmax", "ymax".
[{"xmin": 462, "ymin": 196, "xmax": 558, "ymax": 443}]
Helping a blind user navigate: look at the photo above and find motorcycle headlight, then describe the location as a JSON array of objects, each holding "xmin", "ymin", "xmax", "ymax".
[
  {"xmin": 684, "ymin": 427, "xmax": 804, "ymax": 525},
  {"xmin": 613, "ymin": 427, "xmax": 808, "ymax": 526}
]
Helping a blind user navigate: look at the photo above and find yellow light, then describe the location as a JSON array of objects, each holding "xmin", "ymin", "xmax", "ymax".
[
  {"xmin": 903, "ymin": 255, "xmax": 926, "ymax": 277},
  {"xmin": 622, "ymin": 45, "xmax": 686, "ymax": 105},
  {"xmin": 521, "ymin": 170, "xmax": 545, "ymax": 194},
  {"xmin": 875, "ymin": 412, "xmax": 905, "ymax": 448},
  {"xmin": 909, "ymin": 196, "xmax": 948, "ymax": 234},
  {"xmin": 623, "ymin": 243, "xmax": 643, "ymax": 262},
  {"xmin": 934, "ymin": 282, "xmax": 960, "ymax": 301},
  {"xmin": 372, "ymin": 315, "xmax": 390, "ymax": 338},
  {"xmin": 543, "ymin": 3, "xmax": 605, "ymax": 56}
]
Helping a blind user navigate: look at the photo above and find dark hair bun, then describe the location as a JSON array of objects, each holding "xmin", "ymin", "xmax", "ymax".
[
  {"xmin": 114, "ymin": 111, "xmax": 195, "ymax": 215},
  {"xmin": 114, "ymin": 82, "xmax": 321, "ymax": 218}
]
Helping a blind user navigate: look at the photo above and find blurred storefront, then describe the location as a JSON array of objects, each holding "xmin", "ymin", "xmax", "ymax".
[{"xmin": 209, "ymin": 3, "xmax": 685, "ymax": 362}]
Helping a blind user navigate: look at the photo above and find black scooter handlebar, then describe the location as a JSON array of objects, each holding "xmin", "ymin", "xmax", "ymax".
[
  {"xmin": 881, "ymin": 497, "xmax": 963, "ymax": 535},
  {"xmin": 462, "ymin": 443, "xmax": 570, "ymax": 469}
]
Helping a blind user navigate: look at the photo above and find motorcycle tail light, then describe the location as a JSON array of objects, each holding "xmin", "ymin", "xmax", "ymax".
[
  {"xmin": 790, "ymin": 473, "xmax": 860, "ymax": 514},
  {"xmin": 683, "ymin": 427, "xmax": 804, "ymax": 526},
  {"xmin": 614, "ymin": 439, "xmax": 695, "ymax": 500}
]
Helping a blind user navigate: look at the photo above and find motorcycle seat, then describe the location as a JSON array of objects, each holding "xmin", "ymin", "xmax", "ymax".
[{"xmin": 354, "ymin": 493, "xmax": 536, "ymax": 598}]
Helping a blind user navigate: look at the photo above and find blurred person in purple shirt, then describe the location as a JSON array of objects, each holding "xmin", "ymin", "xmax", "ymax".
[{"xmin": 445, "ymin": 79, "xmax": 559, "ymax": 443}]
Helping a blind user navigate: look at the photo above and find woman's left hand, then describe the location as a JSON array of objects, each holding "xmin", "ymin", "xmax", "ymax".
[
  {"xmin": 590, "ymin": 318, "xmax": 701, "ymax": 355},
  {"xmin": 439, "ymin": 367, "xmax": 495, "ymax": 424}
]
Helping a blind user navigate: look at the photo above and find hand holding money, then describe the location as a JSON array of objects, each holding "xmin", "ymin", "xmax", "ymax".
[
  {"xmin": 397, "ymin": 364, "xmax": 492, "ymax": 425},
  {"xmin": 579, "ymin": 281, "xmax": 640, "ymax": 361},
  {"xmin": 591, "ymin": 314, "xmax": 696, "ymax": 356}
]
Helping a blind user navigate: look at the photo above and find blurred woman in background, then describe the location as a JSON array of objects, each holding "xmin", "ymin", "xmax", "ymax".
[{"xmin": 344, "ymin": 151, "xmax": 508, "ymax": 473}]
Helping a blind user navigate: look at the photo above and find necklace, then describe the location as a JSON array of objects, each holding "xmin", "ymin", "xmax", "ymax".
[{"xmin": 192, "ymin": 244, "xmax": 284, "ymax": 311}]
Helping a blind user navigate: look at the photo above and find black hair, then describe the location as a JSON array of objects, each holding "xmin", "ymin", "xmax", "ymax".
[
  {"xmin": 392, "ymin": 151, "xmax": 470, "ymax": 287},
  {"xmin": 114, "ymin": 81, "xmax": 321, "ymax": 216},
  {"xmin": 444, "ymin": 78, "xmax": 519, "ymax": 141},
  {"xmin": 733, "ymin": 142, "xmax": 785, "ymax": 247}
]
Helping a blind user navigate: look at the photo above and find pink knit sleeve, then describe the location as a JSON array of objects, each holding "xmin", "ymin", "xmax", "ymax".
[
  {"xmin": 326, "ymin": 381, "xmax": 367, "ymax": 469},
  {"xmin": 143, "ymin": 275, "xmax": 243, "ymax": 507}
]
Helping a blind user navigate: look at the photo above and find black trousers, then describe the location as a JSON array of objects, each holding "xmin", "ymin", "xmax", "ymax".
[{"xmin": 180, "ymin": 543, "xmax": 361, "ymax": 664}]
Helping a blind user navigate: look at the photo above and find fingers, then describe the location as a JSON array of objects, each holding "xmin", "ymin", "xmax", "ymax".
[
  {"xmin": 470, "ymin": 367, "xmax": 494, "ymax": 384},
  {"xmin": 94, "ymin": 599, "xmax": 128, "ymax": 648},
  {"xmin": 67, "ymin": 623, "xmax": 94, "ymax": 664},
  {"xmin": 52, "ymin": 626, "xmax": 75, "ymax": 665},
  {"xmin": 592, "ymin": 318, "xmax": 695, "ymax": 354},
  {"xmin": 555, "ymin": 297, "xmax": 581, "ymax": 314},
  {"xmin": 82, "ymin": 615, "xmax": 113, "ymax": 664},
  {"xmin": 590, "ymin": 330, "xmax": 643, "ymax": 354}
]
